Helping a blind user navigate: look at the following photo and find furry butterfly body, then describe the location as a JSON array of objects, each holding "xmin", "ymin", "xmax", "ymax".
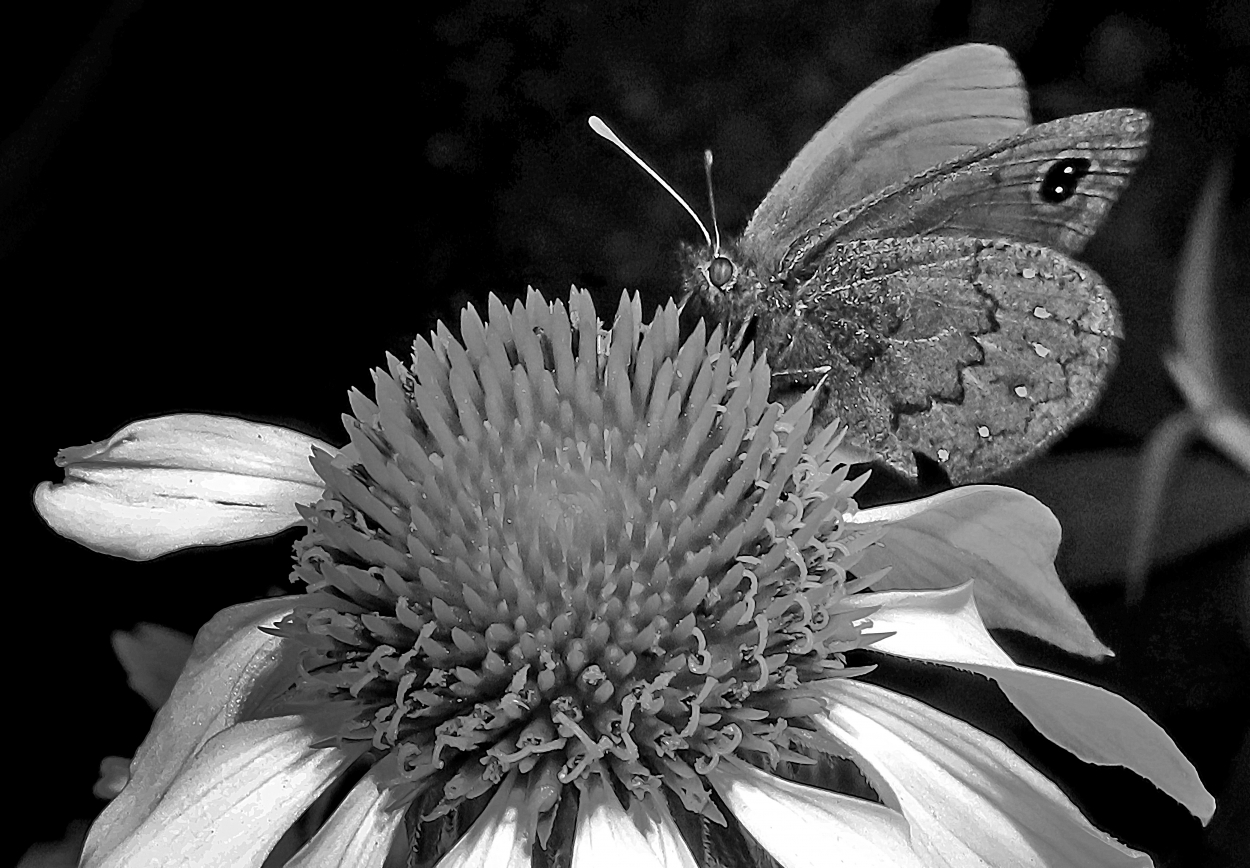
[{"xmin": 679, "ymin": 44, "xmax": 1149, "ymax": 483}]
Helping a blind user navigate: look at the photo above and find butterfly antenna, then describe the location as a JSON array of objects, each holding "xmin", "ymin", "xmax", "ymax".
[
  {"xmin": 704, "ymin": 150, "xmax": 721, "ymax": 254},
  {"xmin": 588, "ymin": 116, "xmax": 713, "ymax": 250}
]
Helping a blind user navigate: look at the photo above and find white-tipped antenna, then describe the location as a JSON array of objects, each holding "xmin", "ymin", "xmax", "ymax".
[
  {"xmin": 588, "ymin": 116, "xmax": 712, "ymax": 250},
  {"xmin": 703, "ymin": 149, "xmax": 721, "ymax": 254}
]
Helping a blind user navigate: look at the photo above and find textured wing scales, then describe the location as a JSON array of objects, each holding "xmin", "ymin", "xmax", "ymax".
[{"xmin": 758, "ymin": 236, "xmax": 1120, "ymax": 482}]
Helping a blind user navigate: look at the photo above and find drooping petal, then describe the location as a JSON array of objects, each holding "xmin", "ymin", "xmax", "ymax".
[
  {"xmin": 34, "ymin": 414, "xmax": 334, "ymax": 560},
  {"xmin": 438, "ymin": 771, "xmax": 535, "ymax": 868},
  {"xmin": 815, "ymin": 678, "xmax": 1153, "ymax": 868},
  {"xmin": 848, "ymin": 583, "xmax": 1216, "ymax": 821},
  {"xmin": 86, "ymin": 716, "xmax": 364, "ymax": 868},
  {"xmin": 846, "ymin": 484, "xmax": 1113, "ymax": 657},
  {"xmin": 81, "ymin": 597, "xmax": 301, "ymax": 865},
  {"xmin": 572, "ymin": 773, "xmax": 666, "ymax": 868},
  {"xmin": 706, "ymin": 755, "xmax": 925, "ymax": 868},
  {"xmin": 625, "ymin": 791, "xmax": 698, "ymax": 868},
  {"xmin": 285, "ymin": 763, "xmax": 406, "ymax": 868},
  {"xmin": 111, "ymin": 623, "xmax": 195, "ymax": 709}
]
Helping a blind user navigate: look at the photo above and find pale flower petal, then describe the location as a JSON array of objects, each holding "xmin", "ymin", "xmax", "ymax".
[
  {"xmin": 815, "ymin": 678, "xmax": 1153, "ymax": 868},
  {"xmin": 34, "ymin": 414, "xmax": 334, "ymax": 560},
  {"xmin": 624, "ymin": 792, "xmax": 698, "ymax": 868},
  {"xmin": 81, "ymin": 597, "xmax": 300, "ymax": 865},
  {"xmin": 846, "ymin": 485, "xmax": 1113, "ymax": 657},
  {"xmin": 706, "ymin": 755, "xmax": 925, "ymax": 868},
  {"xmin": 849, "ymin": 582, "xmax": 1216, "ymax": 821},
  {"xmin": 285, "ymin": 764, "xmax": 405, "ymax": 868},
  {"xmin": 87, "ymin": 717, "xmax": 363, "ymax": 868},
  {"xmin": 438, "ymin": 771, "xmax": 535, "ymax": 868},
  {"xmin": 572, "ymin": 773, "xmax": 666, "ymax": 868}
]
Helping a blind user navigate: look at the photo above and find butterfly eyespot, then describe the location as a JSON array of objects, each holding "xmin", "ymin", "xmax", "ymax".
[
  {"xmin": 1039, "ymin": 157, "xmax": 1091, "ymax": 203},
  {"xmin": 707, "ymin": 256, "xmax": 735, "ymax": 288}
]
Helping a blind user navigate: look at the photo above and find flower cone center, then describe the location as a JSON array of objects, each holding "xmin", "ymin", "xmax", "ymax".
[{"xmin": 269, "ymin": 291, "xmax": 881, "ymax": 841}]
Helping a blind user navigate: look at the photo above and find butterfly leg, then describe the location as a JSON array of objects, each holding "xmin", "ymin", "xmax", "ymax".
[
  {"xmin": 768, "ymin": 361, "xmax": 911, "ymax": 475},
  {"xmin": 770, "ymin": 365, "xmax": 833, "ymax": 389},
  {"xmin": 769, "ymin": 365, "xmax": 837, "ymax": 420}
]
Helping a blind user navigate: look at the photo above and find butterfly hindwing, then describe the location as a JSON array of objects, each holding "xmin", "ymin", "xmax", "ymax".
[{"xmin": 758, "ymin": 235, "xmax": 1120, "ymax": 482}]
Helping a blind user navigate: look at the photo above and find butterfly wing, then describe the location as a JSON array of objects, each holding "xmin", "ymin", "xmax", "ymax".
[
  {"xmin": 781, "ymin": 108, "xmax": 1151, "ymax": 274},
  {"xmin": 758, "ymin": 235, "xmax": 1121, "ymax": 482},
  {"xmin": 742, "ymin": 43, "xmax": 1032, "ymax": 268}
]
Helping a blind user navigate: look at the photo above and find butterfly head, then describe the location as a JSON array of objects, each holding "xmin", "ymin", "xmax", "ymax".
[
  {"xmin": 678, "ymin": 238, "xmax": 771, "ymax": 354},
  {"xmin": 587, "ymin": 116, "xmax": 773, "ymax": 352}
]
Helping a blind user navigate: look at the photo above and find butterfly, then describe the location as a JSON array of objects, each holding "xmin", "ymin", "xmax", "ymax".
[{"xmin": 596, "ymin": 43, "xmax": 1149, "ymax": 484}]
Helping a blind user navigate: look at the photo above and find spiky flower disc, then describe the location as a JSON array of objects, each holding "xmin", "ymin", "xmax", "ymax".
[{"xmin": 270, "ymin": 288, "xmax": 881, "ymax": 861}]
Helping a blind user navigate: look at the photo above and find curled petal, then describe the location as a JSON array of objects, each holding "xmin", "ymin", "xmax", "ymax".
[
  {"xmin": 87, "ymin": 716, "xmax": 364, "ymax": 868},
  {"xmin": 849, "ymin": 583, "xmax": 1215, "ymax": 821},
  {"xmin": 34, "ymin": 414, "xmax": 334, "ymax": 560},
  {"xmin": 706, "ymin": 756, "xmax": 924, "ymax": 868},
  {"xmin": 93, "ymin": 756, "xmax": 132, "ymax": 800},
  {"xmin": 572, "ymin": 772, "xmax": 666, "ymax": 868},
  {"xmin": 815, "ymin": 678, "xmax": 1153, "ymax": 867},
  {"xmin": 847, "ymin": 484, "xmax": 1112, "ymax": 657},
  {"xmin": 286, "ymin": 764, "xmax": 405, "ymax": 868},
  {"xmin": 81, "ymin": 597, "xmax": 301, "ymax": 865}
]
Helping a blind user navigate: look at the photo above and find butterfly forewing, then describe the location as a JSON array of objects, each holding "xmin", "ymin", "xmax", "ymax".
[
  {"xmin": 744, "ymin": 43, "xmax": 1032, "ymax": 265},
  {"xmin": 780, "ymin": 108, "xmax": 1150, "ymax": 276}
]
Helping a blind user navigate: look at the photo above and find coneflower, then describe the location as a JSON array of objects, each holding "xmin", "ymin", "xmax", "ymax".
[{"xmin": 36, "ymin": 289, "xmax": 1213, "ymax": 867}]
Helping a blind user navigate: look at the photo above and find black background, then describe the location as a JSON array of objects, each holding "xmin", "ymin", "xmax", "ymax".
[{"xmin": 5, "ymin": 1, "xmax": 1247, "ymax": 865}]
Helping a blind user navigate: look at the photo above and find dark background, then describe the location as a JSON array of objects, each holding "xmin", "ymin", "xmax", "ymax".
[{"xmin": 4, "ymin": 1, "xmax": 1247, "ymax": 865}]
